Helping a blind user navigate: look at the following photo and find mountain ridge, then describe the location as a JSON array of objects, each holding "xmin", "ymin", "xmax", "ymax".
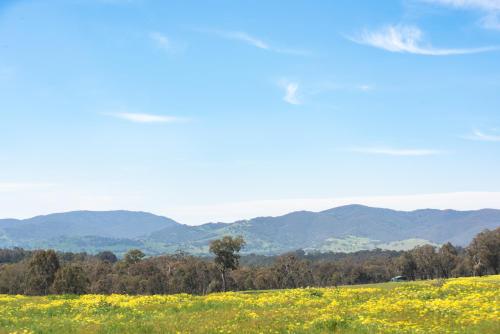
[{"xmin": 1, "ymin": 205, "xmax": 499, "ymax": 255}]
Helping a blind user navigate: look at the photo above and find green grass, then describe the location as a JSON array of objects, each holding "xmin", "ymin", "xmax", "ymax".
[{"xmin": 0, "ymin": 275, "xmax": 498, "ymax": 333}]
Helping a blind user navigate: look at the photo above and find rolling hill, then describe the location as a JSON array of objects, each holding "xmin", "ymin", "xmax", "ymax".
[{"xmin": 0, "ymin": 205, "xmax": 498, "ymax": 255}]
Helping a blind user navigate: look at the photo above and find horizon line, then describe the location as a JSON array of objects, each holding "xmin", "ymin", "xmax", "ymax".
[{"xmin": 3, "ymin": 191, "xmax": 500, "ymax": 224}]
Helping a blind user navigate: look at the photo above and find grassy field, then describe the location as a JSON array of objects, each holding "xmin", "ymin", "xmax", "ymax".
[{"xmin": 0, "ymin": 276, "xmax": 498, "ymax": 334}]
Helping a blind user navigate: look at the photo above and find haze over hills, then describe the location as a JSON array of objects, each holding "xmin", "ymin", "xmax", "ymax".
[
  {"xmin": 0, "ymin": 205, "xmax": 499, "ymax": 256},
  {"xmin": 0, "ymin": 210, "xmax": 178, "ymax": 239}
]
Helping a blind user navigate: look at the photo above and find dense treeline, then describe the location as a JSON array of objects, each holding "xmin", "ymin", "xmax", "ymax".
[{"xmin": 0, "ymin": 227, "xmax": 498, "ymax": 295}]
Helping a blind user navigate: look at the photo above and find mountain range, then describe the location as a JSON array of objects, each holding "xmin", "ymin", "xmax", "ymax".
[{"xmin": 1, "ymin": 205, "xmax": 499, "ymax": 256}]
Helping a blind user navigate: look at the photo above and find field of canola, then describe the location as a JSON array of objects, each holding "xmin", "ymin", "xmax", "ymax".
[{"xmin": 0, "ymin": 275, "xmax": 498, "ymax": 334}]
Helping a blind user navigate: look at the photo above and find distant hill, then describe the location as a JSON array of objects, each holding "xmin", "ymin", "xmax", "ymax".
[
  {"xmin": 1, "ymin": 205, "xmax": 499, "ymax": 255},
  {"xmin": 0, "ymin": 210, "xmax": 178, "ymax": 239}
]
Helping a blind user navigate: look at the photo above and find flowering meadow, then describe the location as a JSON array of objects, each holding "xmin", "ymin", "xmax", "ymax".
[{"xmin": 0, "ymin": 275, "xmax": 498, "ymax": 334}]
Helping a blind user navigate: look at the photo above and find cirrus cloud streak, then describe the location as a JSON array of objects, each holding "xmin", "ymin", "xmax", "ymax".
[
  {"xmin": 349, "ymin": 25, "xmax": 497, "ymax": 55},
  {"xmin": 465, "ymin": 129, "xmax": 500, "ymax": 141},
  {"xmin": 106, "ymin": 112, "xmax": 188, "ymax": 123},
  {"xmin": 198, "ymin": 29, "xmax": 311, "ymax": 56}
]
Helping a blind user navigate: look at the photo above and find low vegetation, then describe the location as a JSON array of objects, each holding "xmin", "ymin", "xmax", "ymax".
[{"xmin": 0, "ymin": 275, "xmax": 498, "ymax": 333}]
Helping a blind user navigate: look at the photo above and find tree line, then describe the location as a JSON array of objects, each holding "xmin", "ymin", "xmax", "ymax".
[{"xmin": 0, "ymin": 228, "xmax": 498, "ymax": 295}]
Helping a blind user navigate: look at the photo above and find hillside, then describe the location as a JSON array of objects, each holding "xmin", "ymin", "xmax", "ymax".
[
  {"xmin": 0, "ymin": 210, "xmax": 177, "ymax": 240},
  {"xmin": 1, "ymin": 205, "xmax": 499, "ymax": 255}
]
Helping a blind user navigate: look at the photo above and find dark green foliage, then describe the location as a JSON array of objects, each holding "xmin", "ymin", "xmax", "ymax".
[
  {"xmin": 96, "ymin": 251, "xmax": 118, "ymax": 263},
  {"xmin": 468, "ymin": 227, "xmax": 500, "ymax": 275},
  {"xmin": 51, "ymin": 264, "xmax": 89, "ymax": 294},
  {"xmin": 24, "ymin": 250, "xmax": 60, "ymax": 295},
  {"xmin": 209, "ymin": 236, "xmax": 245, "ymax": 291},
  {"xmin": 124, "ymin": 249, "xmax": 145, "ymax": 265},
  {"xmin": 210, "ymin": 236, "xmax": 245, "ymax": 271},
  {"xmin": 397, "ymin": 252, "xmax": 418, "ymax": 280},
  {"xmin": 0, "ymin": 262, "xmax": 26, "ymax": 294},
  {"xmin": 411, "ymin": 245, "xmax": 439, "ymax": 280},
  {"xmin": 0, "ymin": 248, "xmax": 32, "ymax": 264},
  {"xmin": 272, "ymin": 254, "xmax": 313, "ymax": 289},
  {"xmin": 438, "ymin": 242, "xmax": 458, "ymax": 278}
]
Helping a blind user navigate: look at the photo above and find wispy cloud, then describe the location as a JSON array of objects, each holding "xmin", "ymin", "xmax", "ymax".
[
  {"xmin": 149, "ymin": 31, "xmax": 186, "ymax": 54},
  {"xmin": 348, "ymin": 147, "xmax": 443, "ymax": 156},
  {"xmin": 481, "ymin": 12, "xmax": 500, "ymax": 29},
  {"xmin": 423, "ymin": 0, "xmax": 500, "ymax": 30},
  {"xmin": 220, "ymin": 31, "xmax": 270, "ymax": 50},
  {"xmin": 358, "ymin": 84, "xmax": 374, "ymax": 92},
  {"xmin": 201, "ymin": 29, "xmax": 310, "ymax": 55},
  {"xmin": 279, "ymin": 80, "xmax": 301, "ymax": 105},
  {"xmin": 349, "ymin": 25, "xmax": 496, "ymax": 55},
  {"xmin": 106, "ymin": 112, "xmax": 187, "ymax": 123},
  {"xmin": 284, "ymin": 82, "xmax": 300, "ymax": 105},
  {"xmin": 465, "ymin": 129, "xmax": 500, "ymax": 141},
  {"xmin": 149, "ymin": 32, "xmax": 171, "ymax": 51},
  {"xmin": 278, "ymin": 79, "xmax": 374, "ymax": 105}
]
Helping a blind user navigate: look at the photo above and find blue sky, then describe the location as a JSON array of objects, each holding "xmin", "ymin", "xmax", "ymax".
[{"xmin": 1, "ymin": 0, "xmax": 500, "ymax": 224}]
